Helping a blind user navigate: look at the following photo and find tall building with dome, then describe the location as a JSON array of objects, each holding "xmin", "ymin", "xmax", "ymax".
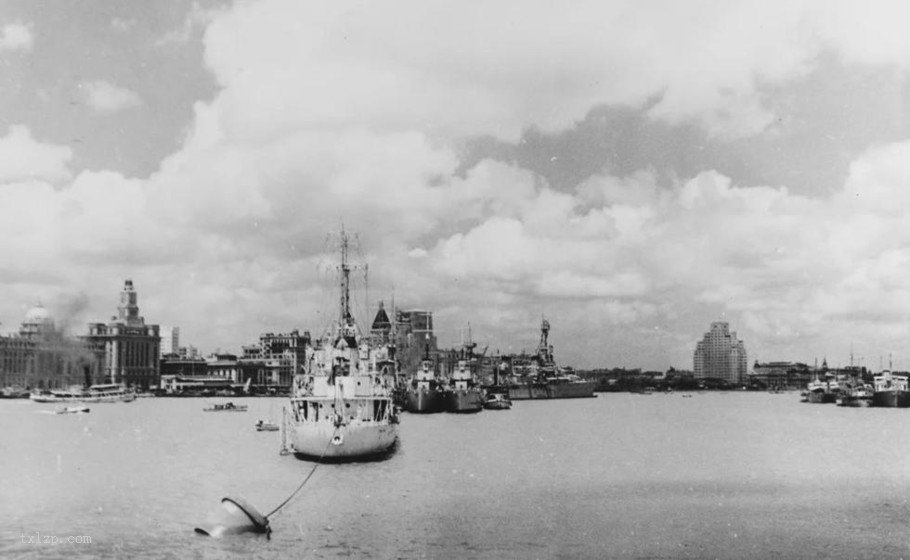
[
  {"xmin": 0, "ymin": 303, "xmax": 99, "ymax": 390},
  {"xmin": 84, "ymin": 280, "xmax": 161, "ymax": 390},
  {"xmin": 693, "ymin": 321, "xmax": 748, "ymax": 384}
]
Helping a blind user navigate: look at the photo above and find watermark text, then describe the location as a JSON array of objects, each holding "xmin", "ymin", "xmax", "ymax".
[{"xmin": 20, "ymin": 531, "xmax": 92, "ymax": 545}]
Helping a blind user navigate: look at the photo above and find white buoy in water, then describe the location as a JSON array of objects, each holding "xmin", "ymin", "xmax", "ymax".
[{"xmin": 194, "ymin": 497, "xmax": 270, "ymax": 538}]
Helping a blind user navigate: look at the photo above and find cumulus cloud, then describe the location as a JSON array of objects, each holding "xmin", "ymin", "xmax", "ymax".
[
  {"xmin": 80, "ymin": 80, "xmax": 142, "ymax": 114},
  {"xmin": 195, "ymin": 0, "xmax": 909, "ymax": 143},
  {"xmin": 0, "ymin": 125, "xmax": 72, "ymax": 183},
  {"xmin": 0, "ymin": 22, "xmax": 32, "ymax": 51},
  {"xmin": 9, "ymin": 1, "xmax": 910, "ymax": 368},
  {"xmin": 155, "ymin": 2, "xmax": 223, "ymax": 46}
]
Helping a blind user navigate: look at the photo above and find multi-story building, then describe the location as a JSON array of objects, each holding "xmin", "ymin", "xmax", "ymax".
[
  {"xmin": 0, "ymin": 303, "xmax": 99, "ymax": 390},
  {"xmin": 159, "ymin": 326, "xmax": 180, "ymax": 357},
  {"xmin": 693, "ymin": 321, "xmax": 747, "ymax": 384},
  {"xmin": 206, "ymin": 353, "xmax": 242, "ymax": 383},
  {"xmin": 395, "ymin": 309, "xmax": 437, "ymax": 374},
  {"xmin": 84, "ymin": 280, "xmax": 161, "ymax": 390},
  {"xmin": 239, "ymin": 329, "xmax": 310, "ymax": 391},
  {"xmin": 370, "ymin": 301, "xmax": 393, "ymax": 344}
]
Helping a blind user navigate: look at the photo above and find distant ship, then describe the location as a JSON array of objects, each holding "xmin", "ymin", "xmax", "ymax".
[
  {"xmin": 203, "ymin": 401, "xmax": 247, "ymax": 412},
  {"xmin": 482, "ymin": 391, "xmax": 512, "ymax": 410},
  {"xmin": 871, "ymin": 370, "xmax": 910, "ymax": 408},
  {"xmin": 803, "ymin": 374, "xmax": 839, "ymax": 404},
  {"xmin": 284, "ymin": 229, "xmax": 399, "ymax": 460},
  {"xmin": 506, "ymin": 318, "xmax": 596, "ymax": 400},
  {"xmin": 0, "ymin": 386, "xmax": 29, "ymax": 399},
  {"xmin": 30, "ymin": 384, "xmax": 136, "ymax": 403},
  {"xmin": 482, "ymin": 358, "xmax": 513, "ymax": 410},
  {"xmin": 837, "ymin": 384, "xmax": 873, "ymax": 407},
  {"xmin": 441, "ymin": 327, "xmax": 483, "ymax": 413},
  {"xmin": 446, "ymin": 358, "xmax": 483, "ymax": 413},
  {"xmin": 405, "ymin": 357, "xmax": 446, "ymax": 413}
]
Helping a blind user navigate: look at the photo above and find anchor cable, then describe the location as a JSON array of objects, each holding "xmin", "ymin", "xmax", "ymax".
[{"xmin": 265, "ymin": 424, "xmax": 340, "ymax": 520}]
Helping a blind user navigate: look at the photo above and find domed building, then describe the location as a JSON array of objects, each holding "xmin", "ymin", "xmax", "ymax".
[
  {"xmin": 0, "ymin": 302, "xmax": 98, "ymax": 391},
  {"xmin": 18, "ymin": 302, "xmax": 54, "ymax": 339}
]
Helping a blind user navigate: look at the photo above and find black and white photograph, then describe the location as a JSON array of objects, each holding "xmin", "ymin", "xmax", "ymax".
[{"xmin": 3, "ymin": 1, "xmax": 910, "ymax": 558}]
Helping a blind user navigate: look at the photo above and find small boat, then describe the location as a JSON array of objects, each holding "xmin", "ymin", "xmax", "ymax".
[
  {"xmin": 56, "ymin": 405, "xmax": 90, "ymax": 414},
  {"xmin": 204, "ymin": 402, "xmax": 248, "ymax": 412},
  {"xmin": 255, "ymin": 419, "xmax": 279, "ymax": 431},
  {"xmin": 483, "ymin": 391, "xmax": 512, "ymax": 410}
]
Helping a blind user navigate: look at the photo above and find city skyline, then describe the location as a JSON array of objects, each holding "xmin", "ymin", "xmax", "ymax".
[{"xmin": 3, "ymin": 2, "xmax": 910, "ymax": 369}]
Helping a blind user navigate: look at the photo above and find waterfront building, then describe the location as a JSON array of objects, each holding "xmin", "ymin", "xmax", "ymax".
[
  {"xmin": 84, "ymin": 280, "xmax": 161, "ymax": 390},
  {"xmin": 239, "ymin": 329, "xmax": 310, "ymax": 391},
  {"xmin": 0, "ymin": 303, "xmax": 100, "ymax": 390},
  {"xmin": 749, "ymin": 361, "xmax": 812, "ymax": 389},
  {"xmin": 693, "ymin": 322, "xmax": 747, "ymax": 384},
  {"xmin": 159, "ymin": 353, "xmax": 207, "ymax": 377},
  {"xmin": 159, "ymin": 326, "xmax": 180, "ymax": 357},
  {"xmin": 370, "ymin": 301, "xmax": 393, "ymax": 344},
  {"xmin": 395, "ymin": 309, "xmax": 437, "ymax": 374},
  {"xmin": 205, "ymin": 353, "xmax": 242, "ymax": 382}
]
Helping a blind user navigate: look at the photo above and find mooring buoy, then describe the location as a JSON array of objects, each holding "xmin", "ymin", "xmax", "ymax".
[{"xmin": 194, "ymin": 496, "xmax": 270, "ymax": 538}]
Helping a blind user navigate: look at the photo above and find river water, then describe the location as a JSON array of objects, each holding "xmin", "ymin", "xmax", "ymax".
[{"xmin": 3, "ymin": 392, "xmax": 910, "ymax": 559}]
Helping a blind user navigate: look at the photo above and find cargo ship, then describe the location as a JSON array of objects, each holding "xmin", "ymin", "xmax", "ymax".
[{"xmin": 506, "ymin": 318, "xmax": 596, "ymax": 400}]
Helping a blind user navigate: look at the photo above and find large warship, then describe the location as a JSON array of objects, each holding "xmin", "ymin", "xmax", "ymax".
[{"xmin": 506, "ymin": 318, "xmax": 596, "ymax": 400}]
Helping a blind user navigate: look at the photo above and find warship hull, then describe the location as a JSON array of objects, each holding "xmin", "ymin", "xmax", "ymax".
[
  {"xmin": 805, "ymin": 391, "xmax": 838, "ymax": 404},
  {"xmin": 446, "ymin": 389, "xmax": 483, "ymax": 413},
  {"xmin": 508, "ymin": 379, "xmax": 596, "ymax": 400},
  {"xmin": 404, "ymin": 388, "xmax": 446, "ymax": 413},
  {"xmin": 290, "ymin": 421, "xmax": 398, "ymax": 460}
]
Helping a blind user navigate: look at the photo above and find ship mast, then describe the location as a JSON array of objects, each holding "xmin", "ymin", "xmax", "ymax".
[
  {"xmin": 538, "ymin": 317, "xmax": 550, "ymax": 363},
  {"xmin": 339, "ymin": 227, "xmax": 353, "ymax": 327}
]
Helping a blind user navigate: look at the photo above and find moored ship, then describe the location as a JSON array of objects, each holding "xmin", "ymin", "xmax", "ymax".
[
  {"xmin": 30, "ymin": 384, "xmax": 136, "ymax": 403},
  {"xmin": 837, "ymin": 384, "xmax": 873, "ymax": 407},
  {"xmin": 405, "ymin": 357, "xmax": 447, "ymax": 413},
  {"xmin": 482, "ymin": 391, "xmax": 512, "ymax": 410},
  {"xmin": 871, "ymin": 370, "xmax": 910, "ymax": 408},
  {"xmin": 803, "ymin": 375, "xmax": 839, "ymax": 404},
  {"xmin": 284, "ymin": 229, "xmax": 398, "ymax": 461},
  {"xmin": 506, "ymin": 318, "xmax": 596, "ymax": 400},
  {"xmin": 446, "ymin": 357, "xmax": 483, "ymax": 413}
]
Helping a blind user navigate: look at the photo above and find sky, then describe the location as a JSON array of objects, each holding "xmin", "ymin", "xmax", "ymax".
[{"xmin": 2, "ymin": 1, "xmax": 910, "ymax": 371}]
